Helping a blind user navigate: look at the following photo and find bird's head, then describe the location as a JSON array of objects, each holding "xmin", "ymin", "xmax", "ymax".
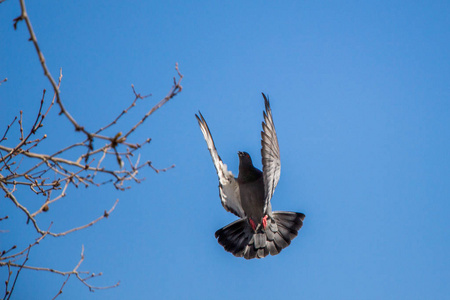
[{"xmin": 238, "ymin": 151, "xmax": 253, "ymax": 166}]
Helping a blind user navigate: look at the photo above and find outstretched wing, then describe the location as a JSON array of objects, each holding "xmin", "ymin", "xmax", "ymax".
[
  {"xmin": 196, "ymin": 112, "xmax": 246, "ymax": 218},
  {"xmin": 261, "ymin": 93, "xmax": 281, "ymax": 213}
]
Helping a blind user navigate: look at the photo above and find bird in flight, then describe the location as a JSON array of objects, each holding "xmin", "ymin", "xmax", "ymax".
[{"xmin": 195, "ymin": 93, "xmax": 305, "ymax": 259}]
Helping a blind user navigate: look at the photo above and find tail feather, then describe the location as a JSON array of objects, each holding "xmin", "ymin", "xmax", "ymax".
[
  {"xmin": 215, "ymin": 211, "xmax": 305, "ymax": 259},
  {"xmin": 277, "ymin": 223, "xmax": 297, "ymax": 242},
  {"xmin": 215, "ymin": 218, "xmax": 252, "ymax": 257},
  {"xmin": 254, "ymin": 232, "xmax": 266, "ymax": 249},
  {"xmin": 265, "ymin": 226, "xmax": 275, "ymax": 241},
  {"xmin": 244, "ymin": 242, "xmax": 257, "ymax": 259},
  {"xmin": 274, "ymin": 230, "xmax": 290, "ymax": 249},
  {"xmin": 267, "ymin": 240, "xmax": 279, "ymax": 256},
  {"xmin": 257, "ymin": 247, "xmax": 268, "ymax": 259}
]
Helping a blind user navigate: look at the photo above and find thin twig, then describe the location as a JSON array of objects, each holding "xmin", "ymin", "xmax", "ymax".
[
  {"xmin": 124, "ymin": 63, "xmax": 183, "ymax": 139},
  {"xmin": 1, "ymin": 94, "xmax": 45, "ymax": 161},
  {"xmin": 6, "ymin": 247, "xmax": 31, "ymax": 300},
  {"xmin": 0, "ymin": 116, "xmax": 17, "ymax": 142},
  {"xmin": 14, "ymin": 0, "xmax": 88, "ymax": 136},
  {"xmin": 2, "ymin": 245, "xmax": 120, "ymax": 294}
]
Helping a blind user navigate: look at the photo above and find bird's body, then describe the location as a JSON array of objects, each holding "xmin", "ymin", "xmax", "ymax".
[
  {"xmin": 237, "ymin": 152, "xmax": 265, "ymax": 227},
  {"xmin": 238, "ymin": 176, "xmax": 265, "ymax": 227},
  {"xmin": 196, "ymin": 93, "xmax": 305, "ymax": 259}
]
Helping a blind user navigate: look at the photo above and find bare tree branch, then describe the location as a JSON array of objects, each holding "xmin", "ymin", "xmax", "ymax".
[{"xmin": 2, "ymin": 0, "xmax": 184, "ymax": 297}]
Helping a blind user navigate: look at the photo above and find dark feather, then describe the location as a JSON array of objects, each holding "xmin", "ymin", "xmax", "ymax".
[
  {"xmin": 267, "ymin": 240, "xmax": 279, "ymax": 256},
  {"xmin": 244, "ymin": 243, "xmax": 257, "ymax": 260}
]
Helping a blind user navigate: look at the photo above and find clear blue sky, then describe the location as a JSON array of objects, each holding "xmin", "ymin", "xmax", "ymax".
[{"xmin": 1, "ymin": 1, "xmax": 450, "ymax": 299}]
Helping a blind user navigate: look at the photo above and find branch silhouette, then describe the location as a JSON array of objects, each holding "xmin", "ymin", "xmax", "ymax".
[{"xmin": 1, "ymin": 0, "xmax": 183, "ymax": 298}]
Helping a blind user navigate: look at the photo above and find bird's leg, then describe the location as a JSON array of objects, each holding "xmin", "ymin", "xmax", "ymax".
[
  {"xmin": 249, "ymin": 218, "xmax": 257, "ymax": 231},
  {"xmin": 262, "ymin": 215, "xmax": 268, "ymax": 229}
]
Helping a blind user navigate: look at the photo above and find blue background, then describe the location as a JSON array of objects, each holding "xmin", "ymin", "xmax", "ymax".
[{"xmin": 1, "ymin": 1, "xmax": 450, "ymax": 299}]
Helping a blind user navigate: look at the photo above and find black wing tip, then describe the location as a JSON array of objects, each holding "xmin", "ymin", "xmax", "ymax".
[
  {"xmin": 195, "ymin": 110, "xmax": 203, "ymax": 120},
  {"xmin": 195, "ymin": 111, "xmax": 209, "ymax": 128},
  {"xmin": 299, "ymin": 213, "xmax": 306, "ymax": 221},
  {"xmin": 214, "ymin": 228, "xmax": 222, "ymax": 239},
  {"xmin": 261, "ymin": 92, "xmax": 271, "ymax": 112}
]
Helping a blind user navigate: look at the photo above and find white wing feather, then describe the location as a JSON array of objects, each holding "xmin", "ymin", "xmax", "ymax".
[
  {"xmin": 196, "ymin": 112, "xmax": 245, "ymax": 218},
  {"xmin": 261, "ymin": 93, "xmax": 281, "ymax": 213}
]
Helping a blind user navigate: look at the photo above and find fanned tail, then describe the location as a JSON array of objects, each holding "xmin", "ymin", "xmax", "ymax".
[{"xmin": 215, "ymin": 211, "xmax": 305, "ymax": 259}]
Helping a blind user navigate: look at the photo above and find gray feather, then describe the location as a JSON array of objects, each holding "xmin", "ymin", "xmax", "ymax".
[
  {"xmin": 267, "ymin": 240, "xmax": 279, "ymax": 256},
  {"xmin": 254, "ymin": 233, "xmax": 266, "ymax": 249}
]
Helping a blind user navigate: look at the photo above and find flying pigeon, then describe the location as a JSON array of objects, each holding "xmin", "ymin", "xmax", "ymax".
[{"xmin": 195, "ymin": 93, "xmax": 305, "ymax": 259}]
